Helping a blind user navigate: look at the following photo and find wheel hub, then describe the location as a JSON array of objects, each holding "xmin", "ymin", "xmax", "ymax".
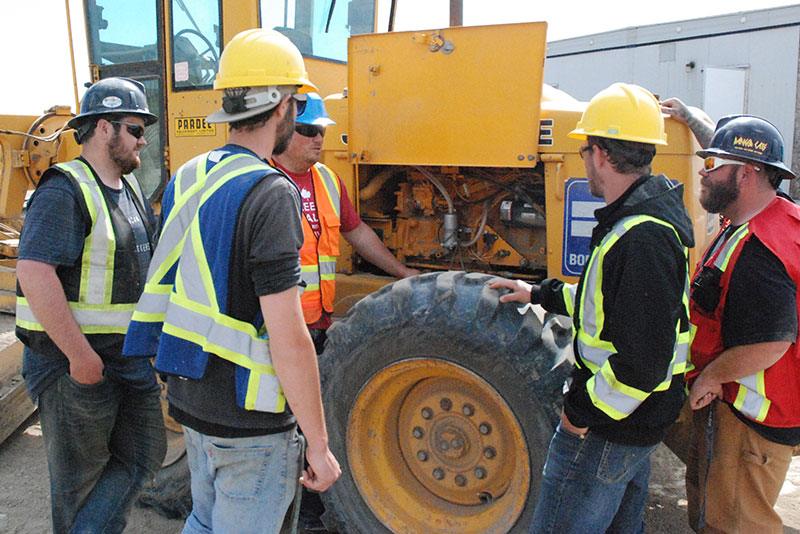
[{"xmin": 398, "ymin": 377, "xmax": 513, "ymax": 505}]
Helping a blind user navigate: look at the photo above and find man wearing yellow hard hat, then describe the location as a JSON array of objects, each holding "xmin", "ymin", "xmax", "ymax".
[
  {"xmin": 490, "ymin": 83, "xmax": 694, "ymax": 532},
  {"xmin": 123, "ymin": 29, "xmax": 340, "ymax": 533}
]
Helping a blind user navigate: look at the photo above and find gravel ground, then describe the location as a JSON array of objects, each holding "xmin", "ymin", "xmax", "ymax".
[{"xmin": 0, "ymin": 415, "xmax": 797, "ymax": 533}]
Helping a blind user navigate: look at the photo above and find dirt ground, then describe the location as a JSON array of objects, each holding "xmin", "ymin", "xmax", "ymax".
[
  {"xmin": 1, "ymin": 311, "xmax": 798, "ymax": 533},
  {"xmin": 0, "ymin": 414, "xmax": 798, "ymax": 533}
]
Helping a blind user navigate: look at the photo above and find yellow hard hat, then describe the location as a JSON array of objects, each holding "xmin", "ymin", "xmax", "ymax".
[
  {"xmin": 213, "ymin": 29, "xmax": 317, "ymax": 93},
  {"xmin": 569, "ymin": 83, "xmax": 667, "ymax": 145}
]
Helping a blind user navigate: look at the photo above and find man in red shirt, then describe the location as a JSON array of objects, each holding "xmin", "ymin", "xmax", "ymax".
[
  {"xmin": 273, "ymin": 93, "xmax": 419, "ymax": 350},
  {"xmin": 272, "ymin": 93, "xmax": 418, "ymax": 531}
]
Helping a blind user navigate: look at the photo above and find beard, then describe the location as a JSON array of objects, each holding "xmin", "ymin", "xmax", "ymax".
[
  {"xmin": 108, "ymin": 132, "xmax": 141, "ymax": 175},
  {"xmin": 273, "ymin": 107, "xmax": 295, "ymax": 155},
  {"xmin": 700, "ymin": 169, "xmax": 740, "ymax": 214}
]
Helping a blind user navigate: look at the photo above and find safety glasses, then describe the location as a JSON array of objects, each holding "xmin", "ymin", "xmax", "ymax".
[
  {"xmin": 295, "ymin": 124, "xmax": 326, "ymax": 138},
  {"xmin": 292, "ymin": 94, "xmax": 307, "ymax": 116},
  {"xmin": 703, "ymin": 156, "xmax": 760, "ymax": 172},
  {"xmin": 110, "ymin": 121, "xmax": 145, "ymax": 139}
]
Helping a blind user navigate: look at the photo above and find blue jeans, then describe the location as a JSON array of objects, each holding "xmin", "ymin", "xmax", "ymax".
[
  {"xmin": 37, "ymin": 357, "xmax": 167, "ymax": 534},
  {"xmin": 530, "ymin": 423, "xmax": 657, "ymax": 534},
  {"xmin": 182, "ymin": 425, "xmax": 302, "ymax": 534}
]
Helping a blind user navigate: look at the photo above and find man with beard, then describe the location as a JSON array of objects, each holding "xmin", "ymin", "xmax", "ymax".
[
  {"xmin": 490, "ymin": 83, "xmax": 694, "ymax": 533},
  {"xmin": 123, "ymin": 29, "xmax": 340, "ymax": 533},
  {"xmin": 685, "ymin": 115, "xmax": 800, "ymax": 533},
  {"xmin": 16, "ymin": 77, "xmax": 166, "ymax": 534}
]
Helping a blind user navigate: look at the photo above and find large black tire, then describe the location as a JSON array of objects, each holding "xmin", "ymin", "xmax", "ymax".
[
  {"xmin": 136, "ymin": 452, "xmax": 192, "ymax": 519},
  {"xmin": 318, "ymin": 271, "xmax": 570, "ymax": 534}
]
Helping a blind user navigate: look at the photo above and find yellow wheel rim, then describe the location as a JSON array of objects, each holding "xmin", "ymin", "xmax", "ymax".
[{"xmin": 347, "ymin": 359, "xmax": 530, "ymax": 534}]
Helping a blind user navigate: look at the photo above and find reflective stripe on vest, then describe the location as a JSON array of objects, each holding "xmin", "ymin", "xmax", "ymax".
[
  {"xmin": 578, "ymin": 215, "xmax": 690, "ymax": 420},
  {"xmin": 299, "ymin": 163, "xmax": 341, "ymax": 322},
  {"xmin": 704, "ymin": 223, "xmax": 772, "ymax": 422},
  {"xmin": 15, "ymin": 160, "xmax": 145, "ymax": 334},
  {"xmin": 131, "ymin": 152, "xmax": 285, "ymax": 412}
]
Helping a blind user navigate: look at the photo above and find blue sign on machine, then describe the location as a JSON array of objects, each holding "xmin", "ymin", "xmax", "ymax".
[{"xmin": 562, "ymin": 178, "xmax": 605, "ymax": 277}]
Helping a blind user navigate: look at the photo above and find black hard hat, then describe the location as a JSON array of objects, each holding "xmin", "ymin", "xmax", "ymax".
[
  {"xmin": 67, "ymin": 77, "xmax": 158, "ymax": 131},
  {"xmin": 697, "ymin": 114, "xmax": 795, "ymax": 180}
]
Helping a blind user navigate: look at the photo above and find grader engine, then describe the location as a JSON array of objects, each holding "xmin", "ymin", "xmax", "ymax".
[{"xmin": 360, "ymin": 164, "xmax": 546, "ymax": 275}]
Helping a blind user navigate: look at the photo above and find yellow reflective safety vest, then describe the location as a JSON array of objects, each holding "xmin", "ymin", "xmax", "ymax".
[
  {"xmin": 124, "ymin": 149, "xmax": 287, "ymax": 413},
  {"xmin": 572, "ymin": 215, "xmax": 691, "ymax": 421},
  {"xmin": 16, "ymin": 159, "xmax": 154, "ymax": 355},
  {"xmin": 299, "ymin": 163, "xmax": 341, "ymax": 324}
]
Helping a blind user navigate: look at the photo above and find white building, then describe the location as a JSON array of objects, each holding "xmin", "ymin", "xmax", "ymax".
[{"xmin": 545, "ymin": 4, "xmax": 800, "ymax": 194}]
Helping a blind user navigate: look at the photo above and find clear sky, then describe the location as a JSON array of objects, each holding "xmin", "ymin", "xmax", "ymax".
[{"xmin": 2, "ymin": 0, "xmax": 798, "ymax": 115}]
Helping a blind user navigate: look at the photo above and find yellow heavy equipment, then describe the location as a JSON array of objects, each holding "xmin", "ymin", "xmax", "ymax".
[{"xmin": 0, "ymin": 1, "xmax": 716, "ymax": 532}]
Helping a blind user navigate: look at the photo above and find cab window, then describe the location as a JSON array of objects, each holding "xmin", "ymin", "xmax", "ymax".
[
  {"xmin": 170, "ymin": 0, "xmax": 222, "ymax": 90},
  {"xmin": 260, "ymin": 0, "xmax": 375, "ymax": 63}
]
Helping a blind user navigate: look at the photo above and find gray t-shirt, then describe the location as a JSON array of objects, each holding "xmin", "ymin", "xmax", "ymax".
[{"xmin": 19, "ymin": 163, "xmax": 157, "ymax": 399}]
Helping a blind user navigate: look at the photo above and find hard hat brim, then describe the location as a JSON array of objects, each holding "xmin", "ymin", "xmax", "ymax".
[{"xmin": 67, "ymin": 110, "xmax": 158, "ymax": 130}]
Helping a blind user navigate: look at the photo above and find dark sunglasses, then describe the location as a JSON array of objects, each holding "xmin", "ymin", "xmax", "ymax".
[
  {"xmin": 110, "ymin": 121, "xmax": 145, "ymax": 139},
  {"xmin": 579, "ymin": 145, "xmax": 594, "ymax": 157},
  {"xmin": 292, "ymin": 94, "xmax": 307, "ymax": 116},
  {"xmin": 295, "ymin": 124, "xmax": 326, "ymax": 138}
]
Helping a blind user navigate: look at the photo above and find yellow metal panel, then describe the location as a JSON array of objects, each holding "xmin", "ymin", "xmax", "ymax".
[
  {"xmin": 304, "ymin": 58, "xmax": 347, "ymax": 98},
  {"xmin": 167, "ymin": 91, "xmax": 229, "ymax": 171},
  {"xmin": 348, "ymin": 22, "xmax": 547, "ymax": 167}
]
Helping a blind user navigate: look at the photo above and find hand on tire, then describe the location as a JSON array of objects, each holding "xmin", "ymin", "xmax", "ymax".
[
  {"xmin": 301, "ymin": 446, "xmax": 341, "ymax": 492},
  {"xmin": 488, "ymin": 277, "xmax": 541, "ymax": 304}
]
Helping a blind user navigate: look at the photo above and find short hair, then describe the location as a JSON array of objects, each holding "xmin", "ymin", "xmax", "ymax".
[
  {"xmin": 76, "ymin": 114, "xmax": 124, "ymax": 144},
  {"xmin": 229, "ymin": 105, "xmax": 280, "ymax": 132},
  {"xmin": 588, "ymin": 135, "xmax": 657, "ymax": 176}
]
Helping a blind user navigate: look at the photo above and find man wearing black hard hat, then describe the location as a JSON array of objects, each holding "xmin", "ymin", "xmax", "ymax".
[
  {"xmin": 685, "ymin": 115, "xmax": 800, "ymax": 533},
  {"xmin": 15, "ymin": 77, "xmax": 166, "ymax": 533}
]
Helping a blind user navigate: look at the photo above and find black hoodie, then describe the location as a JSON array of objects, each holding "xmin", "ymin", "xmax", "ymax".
[{"xmin": 540, "ymin": 174, "xmax": 695, "ymax": 446}]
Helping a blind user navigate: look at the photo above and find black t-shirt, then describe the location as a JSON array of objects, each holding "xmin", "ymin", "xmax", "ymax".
[
  {"xmin": 166, "ymin": 152, "xmax": 304, "ymax": 437},
  {"xmin": 720, "ymin": 230, "xmax": 800, "ymax": 445}
]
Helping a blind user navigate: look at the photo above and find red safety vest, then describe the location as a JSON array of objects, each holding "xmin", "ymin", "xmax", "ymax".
[
  {"xmin": 299, "ymin": 163, "xmax": 341, "ymax": 324},
  {"xmin": 688, "ymin": 196, "xmax": 800, "ymax": 427}
]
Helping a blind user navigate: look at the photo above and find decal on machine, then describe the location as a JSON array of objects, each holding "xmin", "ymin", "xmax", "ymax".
[
  {"xmin": 538, "ymin": 118, "xmax": 554, "ymax": 146},
  {"xmin": 175, "ymin": 117, "xmax": 216, "ymax": 137},
  {"xmin": 562, "ymin": 178, "xmax": 604, "ymax": 277}
]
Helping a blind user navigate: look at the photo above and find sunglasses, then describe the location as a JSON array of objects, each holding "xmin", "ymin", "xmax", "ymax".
[
  {"xmin": 579, "ymin": 145, "xmax": 594, "ymax": 157},
  {"xmin": 292, "ymin": 94, "xmax": 307, "ymax": 116},
  {"xmin": 295, "ymin": 124, "xmax": 326, "ymax": 138},
  {"xmin": 703, "ymin": 156, "xmax": 760, "ymax": 172},
  {"xmin": 110, "ymin": 121, "xmax": 145, "ymax": 140}
]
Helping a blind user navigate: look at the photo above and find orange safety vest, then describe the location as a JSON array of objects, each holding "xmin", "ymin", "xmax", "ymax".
[
  {"xmin": 299, "ymin": 163, "xmax": 342, "ymax": 324},
  {"xmin": 688, "ymin": 196, "xmax": 800, "ymax": 427}
]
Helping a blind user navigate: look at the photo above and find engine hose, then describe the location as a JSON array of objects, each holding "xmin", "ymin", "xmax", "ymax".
[
  {"xmin": 460, "ymin": 200, "xmax": 490, "ymax": 248},
  {"xmin": 414, "ymin": 166, "xmax": 454, "ymax": 214}
]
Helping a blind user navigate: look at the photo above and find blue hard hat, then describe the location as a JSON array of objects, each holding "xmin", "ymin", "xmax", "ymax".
[
  {"xmin": 296, "ymin": 93, "xmax": 335, "ymax": 126},
  {"xmin": 698, "ymin": 115, "xmax": 795, "ymax": 180},
  {"xmin": 68, "ymin": 77, "xmax": 158, "ymax": 129}
]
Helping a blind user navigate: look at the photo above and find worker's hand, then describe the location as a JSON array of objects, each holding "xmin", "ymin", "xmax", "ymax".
[
  {"xmin": 397, "ymin": 266, "xmax": 422, "ymax": 279},
  {"xmin": 660, "ymin": 97, "xmax": 692, "ymax": 124},
  {"xmin": 688, "ymin": 372, "xmax": 723, "ymax": 410},
  {"xmin": 69, "ymin": 350, "xmax": 105, "ymax": 385},
  {"xmin": 488, "ymin": 278, "xmax": 540, "ymax": 304},
  {"xmin": 301, "ymin": 445, "xmax": 341, "ymax": 492},
  {"xmin": 560, "ymin": 410, "xmax": 588, "ymax": 436}
]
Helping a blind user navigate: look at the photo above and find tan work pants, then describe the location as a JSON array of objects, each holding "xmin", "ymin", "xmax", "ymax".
[{"xmin": 686, "ymin": 402, "xmax": 794, "ymax": 534}]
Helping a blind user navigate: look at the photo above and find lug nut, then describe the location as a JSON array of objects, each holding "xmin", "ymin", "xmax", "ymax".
[
  {"xmin": 417, "ymin": 450, "xmax": 429, "ymax": 462},
  {"xmin": 450, "ymin": 438, "xmax": 461, "ymax": 448},
  {"xmin": 412, "ymin": 426, "xmax": 424, "ymax": 439},
  {"xmin": 439, "ymin": 440, "xmax": 449, "ymax": 451},
  {"xmin": 433, "ymin": 468, "xmax": 444, "ymax": 480},
  {"xmin": 462, "ymin": 403, "xmax": 475, "ymax": 417},
  {"xmin": 421, "ymin": 407, "xmax": 434, "ymax": 420},
  {"xmin": 455, "ymin": 474, "xmax": 467, "ymax": 487},
  {"xmin": 479, "ymin": 422, "xmax": 492, "ymax": 435},
  {"xmin": 483, "ymin": 446, "xmax": 497, "ymax": 459},
  {"xmin": 440, "ymin": 398, "xmax": 452, "ymax": 411},
  {"xmin": 475, "ymin": 467, "xmax": 487, "ymax": 479}
]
